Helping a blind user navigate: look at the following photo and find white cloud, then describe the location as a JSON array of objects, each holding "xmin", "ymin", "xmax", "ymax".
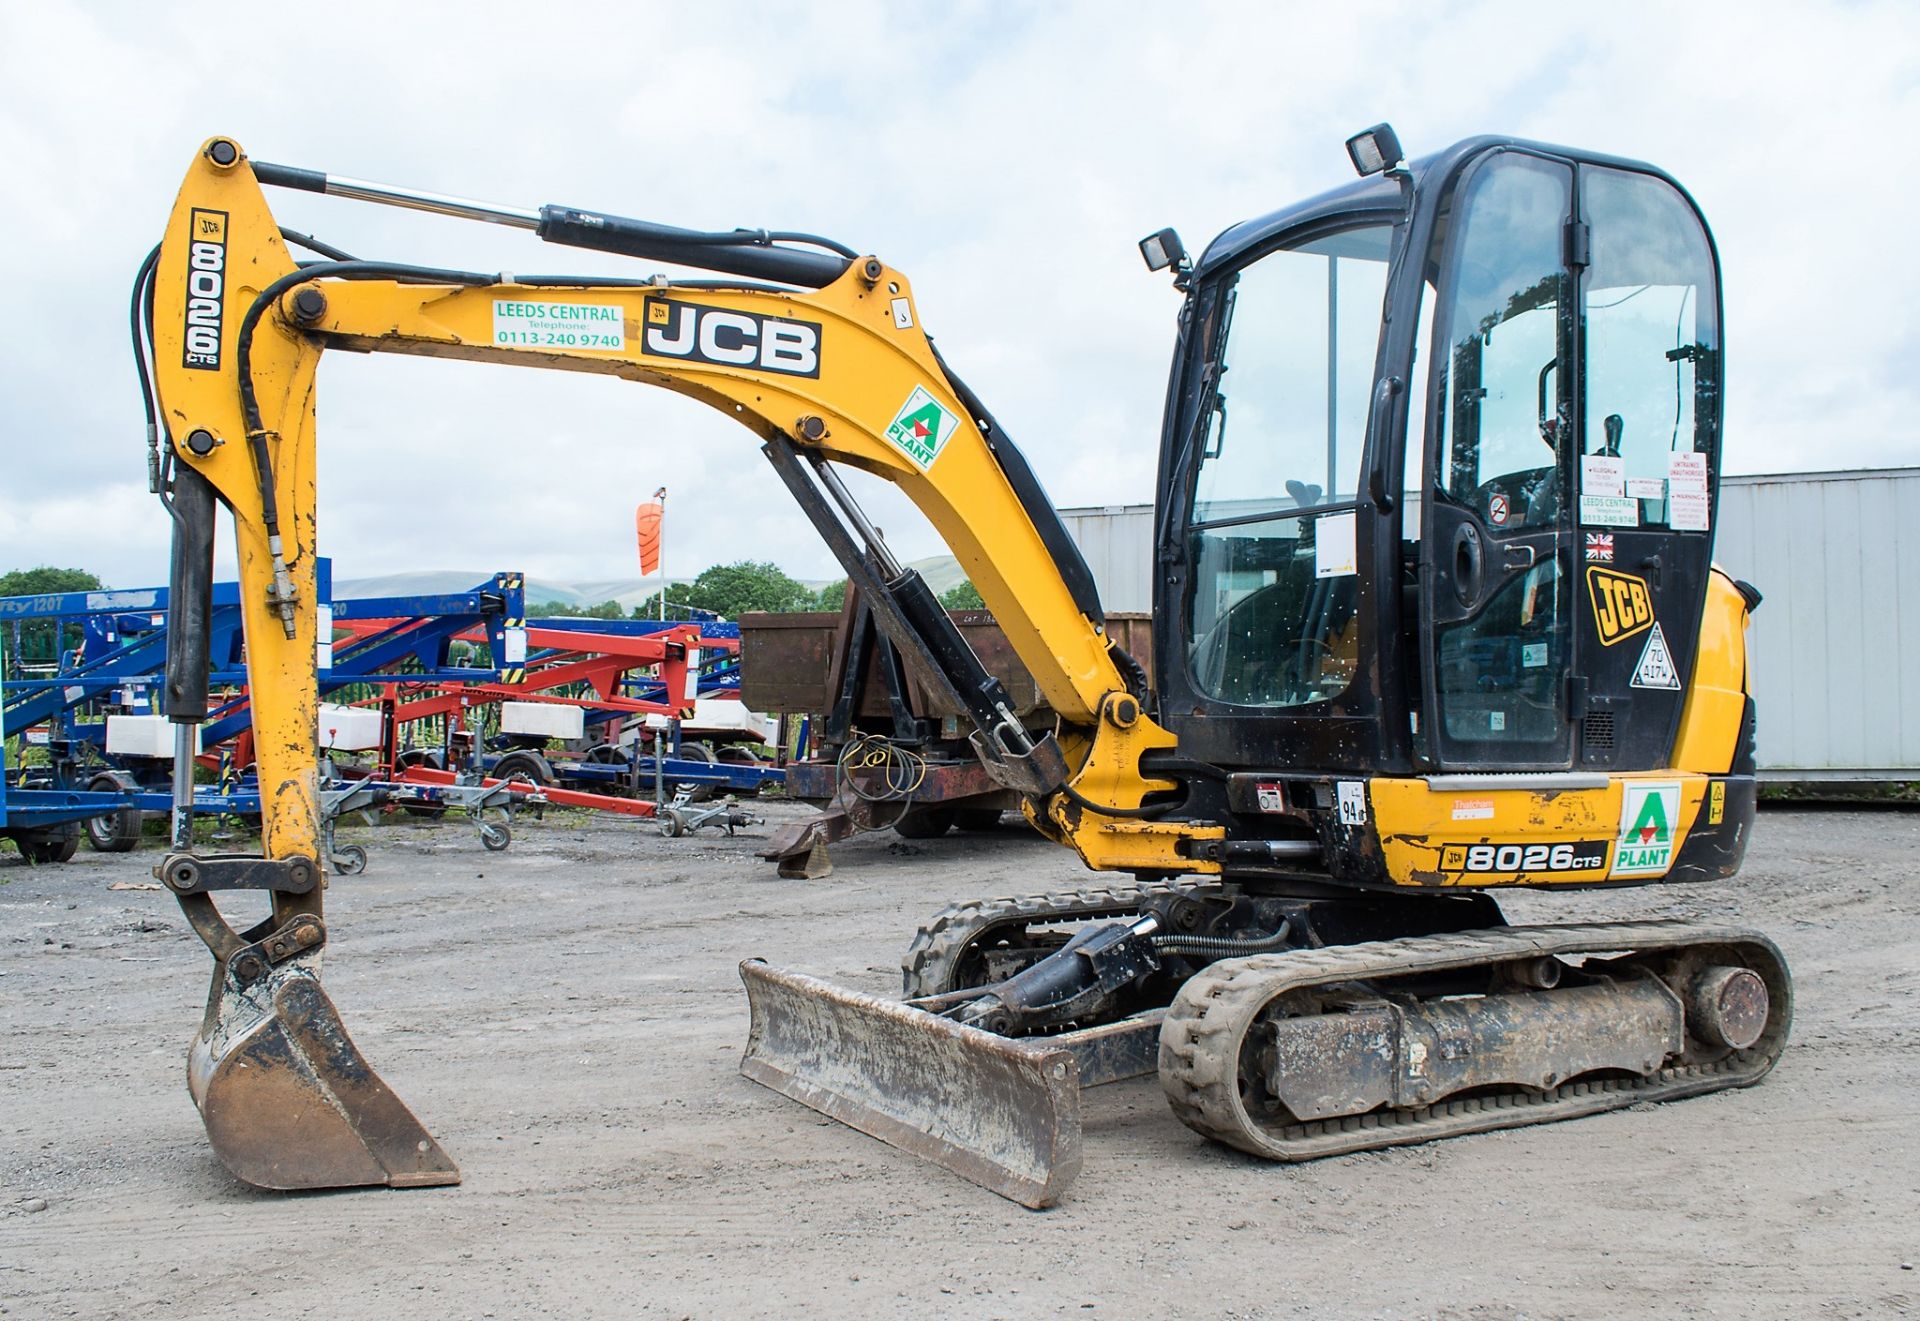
[{"xmin": 1, "ymin": 0, "xmax": 1913, "ymax": 593}]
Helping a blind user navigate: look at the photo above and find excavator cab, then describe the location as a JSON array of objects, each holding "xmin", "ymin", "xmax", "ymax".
[{"xmin": 1157, "ymin": 134, "xmax": 1729, "ymax": 797}]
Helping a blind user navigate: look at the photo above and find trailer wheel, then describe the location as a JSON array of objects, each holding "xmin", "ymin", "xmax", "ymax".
[
  {"xmin": 892, "ymin": 805, "xmax": 956, "ymax": 840},
  {"xmin": 331, "ymin": 844, "xmax": 368, "ymax": 876},
  {"xmin": 479, "ymin": 821, "xmax": 511, "ymax": 852},
  {"xmin": 84, "ymin": 774, "xmax": 143, "ymax": 852},
  {"xmin": 673, "ymin": 741, "xmax": 719, "ymax": 803},
  {"xmin": 491, "ymin": 751, "xmax": 555, "ymax": 786},
  {"xmin": 18, "ymin": 821, "xmax": 82, "ymax": 864}
]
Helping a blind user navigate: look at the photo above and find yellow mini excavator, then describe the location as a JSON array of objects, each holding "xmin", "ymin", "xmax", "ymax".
[{"xmin": 138, "ymin": 125, "xmax": 1784, "ymax": 1205}]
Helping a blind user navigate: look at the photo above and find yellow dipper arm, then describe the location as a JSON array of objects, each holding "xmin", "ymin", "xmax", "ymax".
[{"xmin": 150, "ymin": 138, "xmax": 1219, "ymax": 877}]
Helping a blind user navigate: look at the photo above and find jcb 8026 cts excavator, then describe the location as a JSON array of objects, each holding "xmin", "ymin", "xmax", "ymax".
[{"xmin": 139, "ymin": 124, "xmax": 1784, "ymax": 1206}]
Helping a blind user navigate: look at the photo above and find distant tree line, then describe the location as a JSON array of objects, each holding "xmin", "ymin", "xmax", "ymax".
[
  {"xmin": 0, "ymin": 566, "xmax": 105, "ymax": 665},
  {"xmin": 528, "ymin": 560, "xmax": 986, "ymax": 622}
]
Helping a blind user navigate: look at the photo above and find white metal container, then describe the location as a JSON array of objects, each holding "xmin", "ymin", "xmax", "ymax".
[
  {"xmin": 1715, "ymin": 468, "xmax": 1920, "ymax": 780},
  {"xmin": 679, "ymin": 698, "xmax": 777, "ymax": 744},
  {"xmin": 317, "ymin": 704, "xmax": 383, "ymax": 751},
  {"xmin": 1058, "ymin": 504, "xmax": 1155, "ymax": 613},
  {"xmin": 500, "ymin": 701, "xmax": 585, "ymax": 741},
  {"xmin": 106, "ymin": 714, "xmax": 198, "ymax": 758}
]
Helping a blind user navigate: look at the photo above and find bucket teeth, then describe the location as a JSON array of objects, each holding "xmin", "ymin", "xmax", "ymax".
[
  {"xmin": 739, "ymin": 959, "xmax": 1081, "ymax": 1208},
  {"xmin": 189, "ymin": 960, "xmax": 459, "ymax": 1190}
]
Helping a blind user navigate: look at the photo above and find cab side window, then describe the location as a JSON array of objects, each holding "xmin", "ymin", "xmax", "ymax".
[
  {"xmin": 1434, "ymin": 156, "xmax": 1571, "ymax": 533},
  {"xmin": 1185, "ymin": 226, "xmax": 1392, "ymax": 709},
  {"xmin": 1581, "ymin": 169, "xmax": 1720, "ymax": 529}
]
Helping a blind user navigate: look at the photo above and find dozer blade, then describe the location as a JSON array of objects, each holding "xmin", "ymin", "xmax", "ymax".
[
  {"xmin": 739, "ymin": 960, "xmax": 1082, "ymax": 1208},
  {"xmin": 188, "ymin": 959, "xmax": 460, "ymax": 1190}
]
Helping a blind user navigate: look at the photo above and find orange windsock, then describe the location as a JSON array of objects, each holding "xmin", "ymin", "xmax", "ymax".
[{"xmin": 636, "ymin": 501, "xmax": 663, "ymax": 576}]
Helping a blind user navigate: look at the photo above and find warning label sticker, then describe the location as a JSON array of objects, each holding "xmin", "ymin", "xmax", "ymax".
[
  {"xmin": 1669, "ymin": 487, "xmax": 1711, "ymax": 532},
  {"xmin": 316, "ymin": 604, "xmax": 333, "ymax": 672},
  {"xmin": 1336, "ymin": 781, "xmax": 1367, "ymax": 825},
  {"xmin": 492, "ymin": 300, "xmax": 626, "ymax": 351},
  {"xmin": 1631, "ymin": 621, "xmax": 1682, "ymax": 690},
  {"xmin": 884, "ymin": 386, "xmax": 962, "ymax": 470}
]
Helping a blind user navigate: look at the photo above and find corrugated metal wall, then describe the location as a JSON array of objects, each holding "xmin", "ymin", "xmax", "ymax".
[
  {"xmin": 1058, "ymin": 505, "xmax": 1155, "ymax": 614},
  {"xmin": 1715, "ymin": 469, "xmax": 1919, "ymax": 778},
  {"xmin": 1061, "ymin": 466, "xmax": 1920, "ymax": 779}
]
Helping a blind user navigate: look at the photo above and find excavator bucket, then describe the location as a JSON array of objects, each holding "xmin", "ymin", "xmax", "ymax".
[
  {"xmin": 188, "ymin": 959, "xmax": 460, "ymax": 1190},
  {"xmin": 739, "ymin": 960, "xmax": 1084, "ymax": 1208}
]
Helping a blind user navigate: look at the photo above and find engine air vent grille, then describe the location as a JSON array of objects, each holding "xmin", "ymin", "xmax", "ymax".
[{"xmin": 1583, "ymin": 711, "xmax": 1615, "ymax": 752}]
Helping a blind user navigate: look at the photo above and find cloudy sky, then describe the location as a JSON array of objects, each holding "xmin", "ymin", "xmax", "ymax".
[{"xmin": 1, "ymin": 1, "xmax": 1914, "ymax": 592}]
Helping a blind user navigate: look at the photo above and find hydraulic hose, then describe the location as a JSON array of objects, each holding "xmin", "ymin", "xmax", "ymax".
[
  {"xmin": 232, "ymin": 254, "xmax": 835, "ymax": 637},
  {"xmin": 1058, "ymin": 778, "xmax": 1181, "ymax": 820},
  {"xmin": 1151, "ymin": 920, "xmax": 1293, "ymax": 959},
  {"xmin": 234, "ymin": 259, "xmax": 497, "ymax": 635},
  {"xmin": 129, "ymin": 244, "xmax": 163, "ymax": 492},
  {"xmin": 278, "ymin": 227, "xmax": 357, "ymax": 262}
]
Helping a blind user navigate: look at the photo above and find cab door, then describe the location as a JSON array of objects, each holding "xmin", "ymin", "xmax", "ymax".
[
  {"xmin": 1419, "ymin": 151, "xmax": 1578, "ymax": 770},
  {"xmin": 1570, "ymin": 165, "xmax": 1723, "ymax": 770}
]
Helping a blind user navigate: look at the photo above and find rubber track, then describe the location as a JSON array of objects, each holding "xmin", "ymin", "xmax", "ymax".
[
  {"xmin": 1159, "ymin": 920, "xmax": 1791, "ymax": 1161},
  {"xmin": 901, "ymin": 881, "xmax": 1206, "ymax": 998}
]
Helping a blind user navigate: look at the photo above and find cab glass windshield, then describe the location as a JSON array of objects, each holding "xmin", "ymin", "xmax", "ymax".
[{"xmin": 1186, "ymin": 224, "xmax": 1391, "ymax": 708}]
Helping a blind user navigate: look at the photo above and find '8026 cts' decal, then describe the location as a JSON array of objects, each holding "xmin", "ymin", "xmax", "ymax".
[
  {"xmin": 1440, "ymin": 840, "xmax": 1610, "ymax": 873},
  {"xmin": 182, "ymin": 208, "xmax": 229, "ymax": 371},
  {"xmin": 640, "ymin": 296, "xmax": 821, "ymax": 377}
]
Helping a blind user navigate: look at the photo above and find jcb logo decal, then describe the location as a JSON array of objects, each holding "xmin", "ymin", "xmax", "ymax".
[
  {"xmin": 1586, "ymin": 566, "xmax": 1654, "ymax": 646},
  {"xmin": 640, "ymin": 296, "xmax": 821, "ymax": 378},
  {"xmin": 182, "ymin": 208, "xmax": 229, "ymax": 371}
]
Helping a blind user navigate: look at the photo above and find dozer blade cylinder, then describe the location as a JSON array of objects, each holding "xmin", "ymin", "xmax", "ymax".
[
  {"xmin": 739, "ymin": 960, "xmax": 1082, "ymax": 1208},
  {"xmin": 188, "ymin": 960, "xmax": 459, "ymax": 1190}
]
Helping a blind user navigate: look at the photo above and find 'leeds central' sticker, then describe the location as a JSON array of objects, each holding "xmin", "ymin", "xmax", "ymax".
[{"xmin": 494, "ymin": 299, "xmax": 626, "ymax": 351}]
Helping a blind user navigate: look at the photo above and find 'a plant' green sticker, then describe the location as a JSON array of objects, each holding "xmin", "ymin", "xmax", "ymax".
[
  {"xmin": 884, "ymin": 386, "xmax": 961, "ymax": 470},
  {"xmin": 1611, "ymin": 781, "xmax": 1681, "ymax": 876}
]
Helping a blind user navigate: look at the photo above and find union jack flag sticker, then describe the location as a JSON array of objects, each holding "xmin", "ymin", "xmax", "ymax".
[{"xmin": 1585, "ymin": 532, "xmax": 1615, "ymax": 562}]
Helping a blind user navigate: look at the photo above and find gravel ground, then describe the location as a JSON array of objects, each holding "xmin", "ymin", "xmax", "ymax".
[{"xmin": 2, "ymin": 801, "xmax": 1915, "ymax": 1320}]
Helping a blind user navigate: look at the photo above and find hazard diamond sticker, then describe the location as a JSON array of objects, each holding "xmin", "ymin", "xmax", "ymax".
[
  {"xmin": 1631, "ymin": 621, "xmax": 1682, "ymax": 691},
  {"xmin": 884, "ymin": 385, "xmax": 961, "ymax": 470}
]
